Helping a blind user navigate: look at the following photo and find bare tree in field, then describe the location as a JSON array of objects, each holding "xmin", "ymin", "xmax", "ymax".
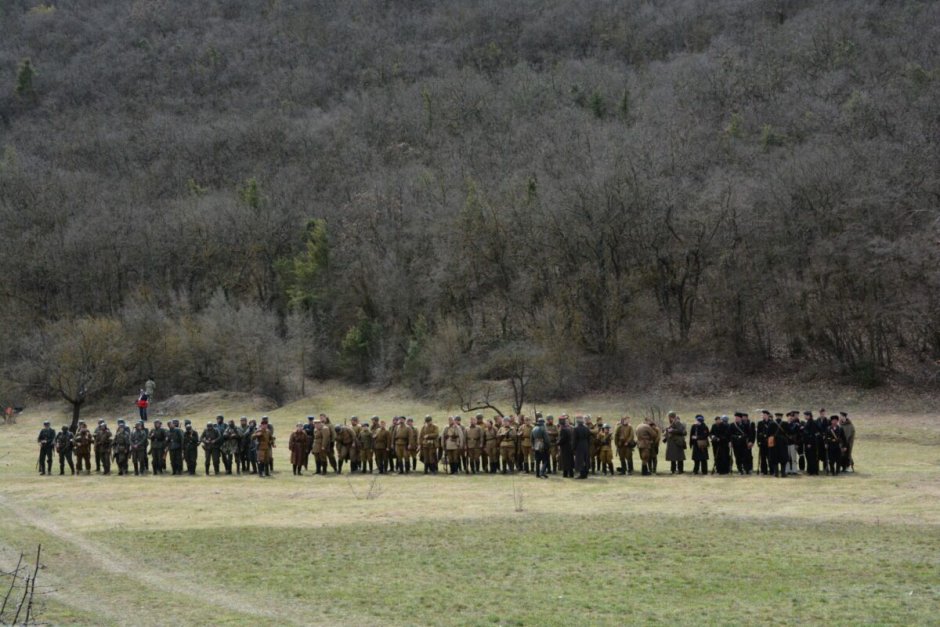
[{"xmin": 35, "ymin": 318, "xmax": 129, "ymax": 431}]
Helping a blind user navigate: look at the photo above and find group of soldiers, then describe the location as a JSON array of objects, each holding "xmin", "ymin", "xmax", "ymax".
[
  {"xmin": 37, "ymin": 408, "xmax": 856, "ymax": 479},
  {"xmin": 36, "ymin": 415, "xmax": 276, "ymax": 477}
]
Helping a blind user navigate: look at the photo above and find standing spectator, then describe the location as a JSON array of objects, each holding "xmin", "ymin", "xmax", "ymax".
[
  {"xmin": 144, "ymin": 376, "xmax": 156, "ymax": 400},
  {"xmin": 136, "ymin": 389, "xmax": 149, "ymax": 421},
  {"xmin": 558, "ymin": 416, "xmax": 574, "ymax": 478}
]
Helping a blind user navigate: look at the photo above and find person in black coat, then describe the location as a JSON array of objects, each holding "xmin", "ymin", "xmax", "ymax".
[
  {"xmin": 730, "ymin": 413, "xmax": 749, "ymax": 475},
  {"xmin": 558, "ymin": 416, "xmax": 575, "ymax": 478},
  {"xmin": 689, "ymin": 415, "xmax": 710, "ymax": 475},
  {"xmin": 711, "ymin": 416, "xmax": 732, "ymax": 475},
  {"xmin": 825, "ymin": 415, "xmax": 847, "ymax": 476},
  {"xmin": 802, "ymin": 411, "xmax": 819, "ymax": 475},
  {"xmin": 573, "ymin": 416, "xmax": 592, "ymax": 479}
]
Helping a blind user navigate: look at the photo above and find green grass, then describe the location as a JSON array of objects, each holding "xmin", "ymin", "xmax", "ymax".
[
  {"xmin": 93, "ymin": 515, "xmax": 940, "ymax": 626},
  {"xmin": 1, "ymin": 383, "xmax": 939, "ymax": 625}
]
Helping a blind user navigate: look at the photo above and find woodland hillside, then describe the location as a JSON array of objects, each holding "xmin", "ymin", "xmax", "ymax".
[{"xmin": 0, "ymin": 0, "xmax": 938, "ymax": 408}]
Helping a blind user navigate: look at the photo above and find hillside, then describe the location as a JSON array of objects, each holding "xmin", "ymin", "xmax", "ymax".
[{"xmin": 1, "ymin": 1, "xmax": 938, "ymax": 408}]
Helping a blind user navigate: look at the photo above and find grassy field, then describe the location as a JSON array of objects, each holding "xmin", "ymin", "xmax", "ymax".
[{"xmin": 0, "ymin": 382, "xmax": 938, "ymax": 626}]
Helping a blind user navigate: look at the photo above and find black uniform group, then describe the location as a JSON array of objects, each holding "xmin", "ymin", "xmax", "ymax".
[
  {"xmin": 672, "ymin": 409, "xmax": 856, "ymax": 478},
  {"xmin": 34, "ymin": 408, "xmax": 857, "ymax": 480}
]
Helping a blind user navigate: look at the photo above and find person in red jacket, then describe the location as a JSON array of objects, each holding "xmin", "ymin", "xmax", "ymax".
[{"xmin": 136, "ymin": 389, "xmax": 149, "ymax": 421}]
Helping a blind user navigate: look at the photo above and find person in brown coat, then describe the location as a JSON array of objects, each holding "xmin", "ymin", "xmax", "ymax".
[
  {"xmin": 614, "ymin": 416, "xmax": 636, "ymax": 475},
  {"xmin": 372, "ymin": 421, "xmax": 391, "ymax": 474},
  {"xmin": 289, "ymin": 423, "xmax": 308, "ymax": 475},
  {"xmin": 253, "ymin": 422, "xmax": 273, "ymax": 477},
  {"xmin": 635, "ymin": 419, "xmax": 656, "ymax": 476}
]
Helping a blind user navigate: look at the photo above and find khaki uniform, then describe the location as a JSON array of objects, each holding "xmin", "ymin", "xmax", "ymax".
[
  {"xmin": 635, "ymin": 423, "xmax": 655, "ymax": 474},
  {"xmin": 546, "ymin": 423, "xmax": 560, "ymax": 473},
  {"xmin": 519, "ymin": 422, "xmax": 534, "ymax": 472},
  {"xmin": 372, "ymin": 427, "xmax": 391, "ymax": 473},
  {"xmin": 597, "ymin": 431, "xmax": 614, "ymax": 474},
  {"xmin": 357, "ymin": 427, "xmax": 373, "ymax": 472},
  {"xmin": 465, "ymin": 424, "xmax": 483, "ymax": 473},
  {"xmin": 419, "ymin": 423, "xmax": 440, "ymax": 473},
  {"xmin": 482, "ymin": 425, "xmax": 498, "ymax": 473},
  {"xmin": 614, "ymin": 422, "xmax": 635, "ymax": 473},
  {"xmin": 442, "ymin": 425, "xmax": 464, "ymax": 473},
  {"xmin": 74, "ymin": 429, "xmax": 93, "ymax": 474},
  {"xmin": 497, "ymin": 425, "xmax": 517, "ymax": 472},
  {"xmin": 394, "ymin": 424, "xmax": 416, "ymax": 473}
]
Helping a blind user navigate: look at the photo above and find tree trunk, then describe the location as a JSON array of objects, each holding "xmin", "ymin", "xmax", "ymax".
[{"xmin": 69, "ymin": 400, "xmax": 83, "ymax": 432}]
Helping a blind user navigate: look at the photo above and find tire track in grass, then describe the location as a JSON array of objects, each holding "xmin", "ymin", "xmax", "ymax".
[{"xmin": 0, "ymin": 493, "xmax": 303, "ymax": 625}]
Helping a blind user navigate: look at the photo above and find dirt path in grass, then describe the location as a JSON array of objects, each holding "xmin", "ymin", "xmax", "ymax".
[{"xmin": 0, "ymin": 493, "xmax": 304, "ymax": 625}]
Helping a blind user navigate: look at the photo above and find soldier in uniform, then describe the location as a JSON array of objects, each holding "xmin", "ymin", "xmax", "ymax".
[
  {"xmin": 201, "ymin": 421, "xmax": 221, "ymax": 475},
  {"xmin": 519, "ymin": 416, "xmax": 534, "ymax": 474},
  {"xmin": 150, "ymin": 419, "xmax": 167, "ymax": 474},
  {"xmin": 289, "ymin": 423, "xmax": 308, "ymax": 475},
  {"xmin": 129, "ymin": 421, "xmax": 147, "ymax": 475},
  {"xmin": 419, "ymin": 415, "xmax": 440, "ymax": 474},
  {"xmin": 840, "ymin": 413, "xmax": 855, "ymax": 472},
  {"xmin": 573, "ymin": 416, "xmax": 592, "ymax": 479},
  {"xmin": 689, "ymin": 415, "xmax": 710, "ymax": 475},
  {"xmin": 825, "ymin": 415, "xmax": 847, "ymax": 476},
  {"xmin": 387, "ymin": 416, "xmax": 400, "ymax": 473},
  {"xmin": 238, "ymin": 417, "xmax": 252, "ymax": 473},
  {"xmin": 74, "ymin": 421, "xmax": 93, "ymax": 475},
  {"xmin": 405, "ymin": 418, "xmax": 419, "ymax": 472},
  {"xmin": 756, "ymin": 410, "xmax": 772, "ymax": 475},
  {"xmin": 588, "ymin": 416, "xmax": 601, "ymax": 475},
  {"xmin": 465, "ymin": 416, "xmax": 484, "ymax": 474},
  {"xmin": 801, "ymin": 411, "xmax": 819, "ymax": 475},
  {"xmin": 320, "ymin": 414, "xmax": 337, "ymax": 473},
  {"xmin": 221, "ymin": 419, "xmax": 240, "ymax": 474},
  {"xmin": 635, "ymin": 418, "xmax": 655, "ymax": 476},
  {"xmin": 614, "ymin": 416, "xmax": 635, "ymax": 475},
  {"xmin": 253, "ymin": 421, "xmax": 273, "ymax": 477},
  {"xmin": 530, "ymin": 417, "xmax": 551, "ymax": 478},
  {"xmin": 442, "ymin": 417, "xmax": 464, "ymax": 475},
  {"xmin": 767, "ymin": 413, "xmax": 789, "ymax": 478},
  {"xmin": 664, "ymin": 412, "xmax": 687, "ymax": 474},
  {"xmin": 302, "ymin": 416, "xmax": 315, "ymax": 471},
  {"xmin": 785, "ymin": 412, "xmax": 802, "ymax": 475},
  {"xmin": 335, "ymin": 420, "xmax": 355, "ymax": 474},
  {"xmin": 93, "ymin": 419, "xmax": 105, "ymax": 472},
  {"xmin": 393, "ymin": 417, "xmax": 416, "ymax": 474},
  {"xmin": 37, "ymin": 420, "xmax": 56, "ymax": 475},
  {"xmin": 648, "ymin": 419, "xmax": 661, "ymax": 474},
  {"xmin": 545, "ymin": 415, "xmax": 560, "ymax": 475},
  {"xmin": 348, "ymin": 416, "xmax": 362, "ymax": 473},
  {"xmin": 712, "ymin": 416, "xmax": 732, "ymax": 475},
  {"xmin": 112, "ymin": 420, "xmax": 131, "ymax": 476},
  {"xmin": 597, "ymin": 424, "xmax": 614, "ymax": 475},
  {"xmin": 730, "ymin": 413, "xmax": 749, "ymax": 475},
  {"xmin": 95, "ymin": 421, "xmax": 113, "ymax": 475},
  {"xmin": 357, "ymin": 420, "xmax": 374, "ymax": 473},
  {"xmin": 167, "ymin": 419, "xmax": 184, "ymax": 475},
  {"xmin": 54, "ymin": 424, "xmax": 74, "ymax": 475},
  {"xmin": 372, "ymin": 420, "xmax": 391, "ymax": 474},
  {"xmin": 496, "ymin": 417, "xmax": 517, "ymax": 474},
  {"xmin": 183, "ymin": 420, "xmax": 200, "ymax": 475},
  {"xmin": 483, "ymin": 419, "xmax": 499, "ymax": 474},
  {"xmin": 311, "ymin": 419, "xmax": 326, "ymax": 474},
  {"xmin": 558, "ymin": 415, "xmax": 574, "ymax": 478}
]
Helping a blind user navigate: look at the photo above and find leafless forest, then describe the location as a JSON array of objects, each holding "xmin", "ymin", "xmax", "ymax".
[{"xmin": 0, "ymin": 0, "xmax": 938, "ymax": 410}]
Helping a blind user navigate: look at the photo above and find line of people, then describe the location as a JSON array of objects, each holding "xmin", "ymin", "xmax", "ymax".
[{"xmin": 35, "ymin": 409, "xmax": 856, "ymax": 479}]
